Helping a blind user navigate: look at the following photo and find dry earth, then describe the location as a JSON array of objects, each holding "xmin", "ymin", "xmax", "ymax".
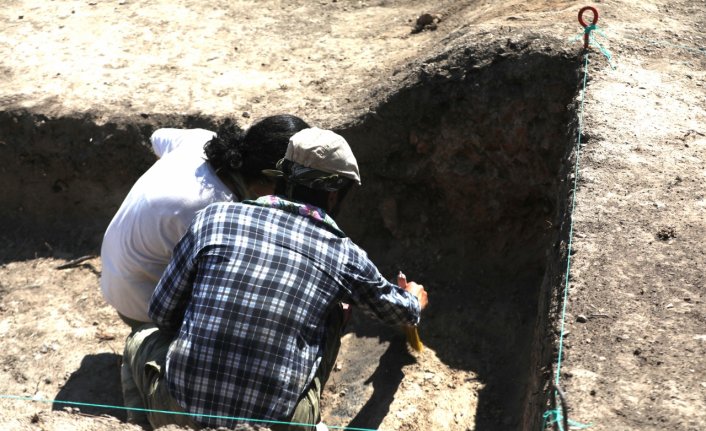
[{"xmin": 0, "ymin": 1, "xmax": 705, "ymax": 431}]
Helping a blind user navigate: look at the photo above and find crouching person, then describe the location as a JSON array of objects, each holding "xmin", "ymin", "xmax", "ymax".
[{"xmin": 122, "ymin": 128, "xmax": 429, "ymax": 430}]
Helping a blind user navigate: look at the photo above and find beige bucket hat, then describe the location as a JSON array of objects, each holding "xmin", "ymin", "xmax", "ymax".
[
  {"xmin": 285, "ymin": 127, "xmax": 361, "ymax": 185},
  {"xmin": 263, "ymin": 128, "xmax": 361, "ymax": 190}
]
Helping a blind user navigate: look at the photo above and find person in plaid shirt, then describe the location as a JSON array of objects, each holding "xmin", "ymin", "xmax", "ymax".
[{"xmin": 122, "ymin": 128, "xmax": 429, "ymax": 430}]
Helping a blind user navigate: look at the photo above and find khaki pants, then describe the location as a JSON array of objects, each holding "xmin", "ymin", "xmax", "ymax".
[
  {"xmin": 121, "ymin": 324, "xmax": 198, "ymax": 429},
  {"xmin": 121, "ymin": 307, "xmax": 344, "ymax": 430}
]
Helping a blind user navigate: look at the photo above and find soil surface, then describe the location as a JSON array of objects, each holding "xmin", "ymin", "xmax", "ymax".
[{"xmin": 1, "ymin": 1, "xmax": 705, "ymax": 431}]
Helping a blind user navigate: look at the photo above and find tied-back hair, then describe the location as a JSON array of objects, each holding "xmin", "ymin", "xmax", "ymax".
[{"xmin": 204, "ymin": 114, "xmax": 310, "ymax": 182}]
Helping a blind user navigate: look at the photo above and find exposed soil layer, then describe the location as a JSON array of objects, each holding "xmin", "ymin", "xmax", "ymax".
[
  {"xmin": 0, "ymin": 110, "xmax": 229, "ymax": 260},
  {"xmin": 332, "ymin": 46, "xmax": 580, "ymax": 430},
  {"xmin": 0, "ymin": 37, "xmax": 580, "ymax": 431},
  {"xmin": 1, "ymin": 1, "xmax": 705, "ymax": 430}
]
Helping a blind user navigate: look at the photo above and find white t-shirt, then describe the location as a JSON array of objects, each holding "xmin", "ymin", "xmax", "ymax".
[{"xmin": 100, "ymin": 128, "xmax": 236, "ymax": 322}]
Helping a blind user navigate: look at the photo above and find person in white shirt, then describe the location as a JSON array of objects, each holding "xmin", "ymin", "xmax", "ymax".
[{"xmin": 100, "ymin": 115, "xmax": 310, "ymax": 326}]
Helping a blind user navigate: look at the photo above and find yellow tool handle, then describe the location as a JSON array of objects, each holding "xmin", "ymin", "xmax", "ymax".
[
  {"xmin": 398, "ymin": 271, "xmax": 423, "ymax": 352},
  {"xmin": 404, "ymin": 325, "xmax": 424, "ymax": 352}
]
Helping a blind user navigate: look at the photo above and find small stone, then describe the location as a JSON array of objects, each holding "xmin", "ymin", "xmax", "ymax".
[
  {"xmin": 656, "ymin": 226, "xmax": 676, "ymax": 240},
  {"xmin": 416, "ymin": 13, "xmax": 435, "ymax": 27},
  {"xmin": 576, "ymin": 314, "xmax": 588, "ymax": 323},
  {"xmin": 242, "ymin": 112, "xmax": 250, "ymax": 118},
  {"xmin": 412, "ymin": 13, "xmax": 441, "ymax": 33}
]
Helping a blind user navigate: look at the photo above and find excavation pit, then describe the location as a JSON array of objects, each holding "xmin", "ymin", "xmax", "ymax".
[{"xmin": 0, "ymin": 42, "xmax": 580, "ymax": 430}]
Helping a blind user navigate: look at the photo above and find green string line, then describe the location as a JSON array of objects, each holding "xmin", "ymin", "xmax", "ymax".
[
  {"xmin": 0, "ymin": 394, "xmax": 378, "ymax": 431},
  {"xmin": 555, "ymin": 50, "xmax": 589, "ymax": 390},
  {"xmin": 542, "ymin": 409, "xmax": 593, "ymax": 431},
  {"xmin": 540, "ymin": 50, "xmax": 593, "ymax": 431},
  {"xmin": 571, "ymin": 24, "xmax": 616, "ymax": 69}
]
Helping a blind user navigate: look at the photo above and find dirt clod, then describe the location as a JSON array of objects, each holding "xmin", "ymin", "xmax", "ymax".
[
  {"xmin": 412, "ymin": 13, "xmax": 441, "ymax": 33},
  {"xmin": 656, "ymin": 226, "xmax": 677, "ymax": 240}
]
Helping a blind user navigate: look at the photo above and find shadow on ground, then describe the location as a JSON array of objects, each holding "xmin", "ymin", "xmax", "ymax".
[
  {"xmin": 346, "ymin": 339, "xmax": 415, "ymax": 429},
  {"xmin": 326, "ymin": 254, "xmax": 548, "ymax": 430},
  {"xmin": 53, "ymin": 353, "xmax": 126, "ymax": 421}
]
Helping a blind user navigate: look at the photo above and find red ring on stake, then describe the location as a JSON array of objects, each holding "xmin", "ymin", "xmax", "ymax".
[{"xmin": 578, "ymin": 6, "xmax": 599, "ymax": 48}]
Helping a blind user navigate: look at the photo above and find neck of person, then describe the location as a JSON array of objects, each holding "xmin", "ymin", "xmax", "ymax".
[
  {"xmin": 218, "ymin": 170, "xmax": 275, "ymax": 201},
  {"xmin": 216, "ymin": 170, "xmax": 248, "ymax": 201}
]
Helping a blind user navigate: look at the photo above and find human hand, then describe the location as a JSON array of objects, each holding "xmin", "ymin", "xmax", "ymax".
[{"xmin": 397, "ymin": 272, "xmax": 428, "ymax": 310}]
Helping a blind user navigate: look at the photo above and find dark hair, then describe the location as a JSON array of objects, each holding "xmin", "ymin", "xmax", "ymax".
[
  {"xmin": 274, "ymin": 176, "xmax": 353, "ymax": 218},
  {"xmin": 204, "ymin": 114, "xmax": 309, "ymax": 181}
]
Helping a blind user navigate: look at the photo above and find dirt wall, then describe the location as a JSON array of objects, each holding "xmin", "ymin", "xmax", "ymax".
[
  {"xmin": 0, "ymin": 111, "xmax": 229, "ymax": 260},
  {"xmin": 333, "ymin": 41, "xmax": 580, "ymax": 429},
  {"xmin": 0, "ymin": 36, "xmax": 580, "ymax": 430}
]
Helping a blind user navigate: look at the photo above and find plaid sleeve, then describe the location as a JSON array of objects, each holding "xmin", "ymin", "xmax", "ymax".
[
  {"xmin": 149, "ymin": 218, "xmax": 199, "ymax": 334},
  {"xmin": 342, "ymin": 243, "xmax": 421, "ymax": 326}
]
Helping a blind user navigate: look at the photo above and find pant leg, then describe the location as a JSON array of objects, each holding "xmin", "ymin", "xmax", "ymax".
[
  {"xmin": 121, "ymin": 322, "xmax": 154, "ymax": 426},
  {"xmin": 121, "ymin": 351, "xmax": 151, "ymax": 427},
  {"xmin": 122, "ymin": 325, "xmax": 198, "ymax": 429}
]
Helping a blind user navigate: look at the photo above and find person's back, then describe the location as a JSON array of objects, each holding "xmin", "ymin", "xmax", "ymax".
[
  {"xmin": 101, "ymin": 128, "xmax": 229, "ymax": 322},
  {"xmin": 151, "ymin": 198, "xmax": 419, "ymax": 424},
  {"xmin": 100, "ymin": 116, "xmax": 310, "ymax": 324}
]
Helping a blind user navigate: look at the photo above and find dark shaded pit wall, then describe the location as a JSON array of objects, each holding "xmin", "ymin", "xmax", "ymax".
[{"xmin": 0, "ymin": 43, "xmax": 580, "ymax": 430}]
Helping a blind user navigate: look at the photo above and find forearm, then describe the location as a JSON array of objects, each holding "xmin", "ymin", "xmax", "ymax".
[
  {"xmin": 369, "ymin": 282, "xmax": 421, "ymax": 326},
  {"xmin": 346, "ymin": 261, "xmax": 421, "ymax": 326}
]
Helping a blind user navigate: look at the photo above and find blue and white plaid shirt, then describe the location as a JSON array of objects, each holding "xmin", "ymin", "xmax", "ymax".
[{"xmin": 149, "ymin": 197, "xmax": 420, "ymax": 428}]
